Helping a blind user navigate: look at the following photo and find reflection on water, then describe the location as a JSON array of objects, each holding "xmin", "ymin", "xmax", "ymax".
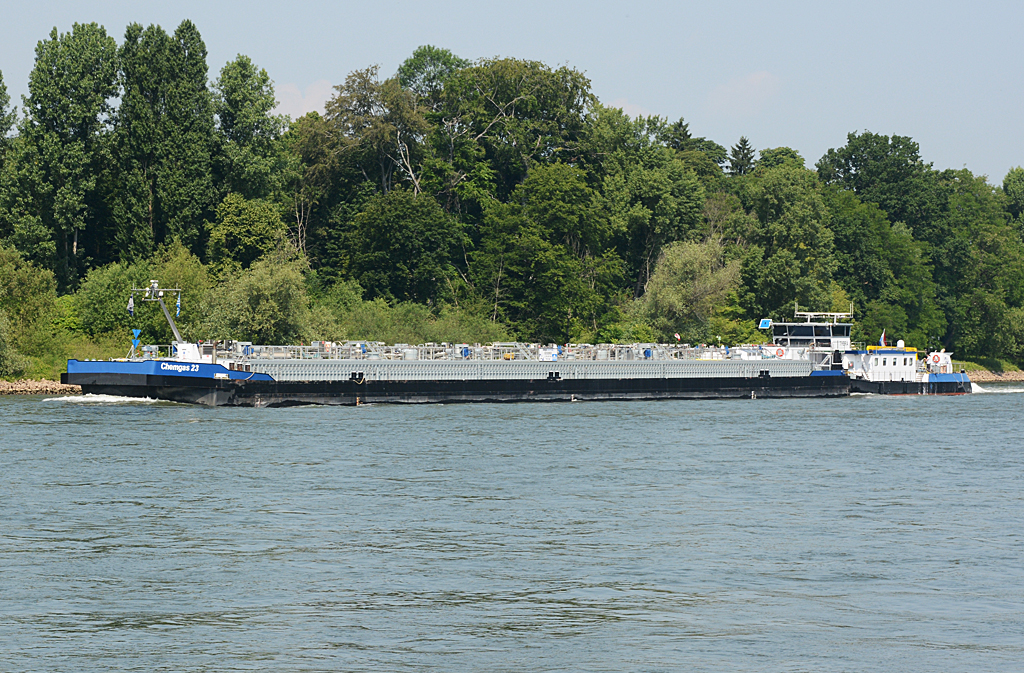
[{"xmin": 2, "ymin": 388, "xmax": 1023, "ymax": 671}]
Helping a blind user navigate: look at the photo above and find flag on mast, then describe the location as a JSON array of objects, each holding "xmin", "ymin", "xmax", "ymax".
[
  {"xmin": 879, "ymin": 329, "xmax": 886, "ymax": 347},
  {"xmin": 674, "ymin": 333, "xmax": 681, "ymax": 342},
  {"xmin": 176, "ymin": 293, "xmax": 181, "ymax": 317},
  {"xmin": 127, "ymin": 295, "xmax": 134, "ymax": 317}
]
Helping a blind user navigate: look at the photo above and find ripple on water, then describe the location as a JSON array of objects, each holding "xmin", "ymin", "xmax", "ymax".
[{"xmin": 1, "ymin": 394, "xmax": 1022, "ymax": 671}]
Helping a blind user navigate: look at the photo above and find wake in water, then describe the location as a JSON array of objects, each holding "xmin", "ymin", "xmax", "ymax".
[
  {"xmin": 43, "ymin": 393, "xmax": 166, "ymax": 404},
  {"xmin": 971, "ymin": 382, "xmax": 1024, "ymax": 394}
]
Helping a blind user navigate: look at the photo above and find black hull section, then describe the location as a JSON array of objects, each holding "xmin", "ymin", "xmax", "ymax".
[
  {"xmin": 63, "ymin": 372, "xmax": 850, "ymax": 407},
  {"xmin": 849, "ymin": 378, "xmax": 971, "ymax": 395}
]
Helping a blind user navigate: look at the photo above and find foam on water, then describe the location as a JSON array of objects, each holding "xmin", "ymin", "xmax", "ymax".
[
  {"xmin": 971, "ymin": 382, "xmax": 1024, "ymax": 394},
  {"xmin": 42, "ymin": 393, "xmax": 165, "ymax": 404}
]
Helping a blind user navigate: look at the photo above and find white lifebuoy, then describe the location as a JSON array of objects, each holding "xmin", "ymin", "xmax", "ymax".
[
  {"xmin": 931, "ymin": 354, "xmax": 940, "ymax": 364},
  {"xmin": 776, "ymin": 348, "xmax": 785, "ymax": 357}
]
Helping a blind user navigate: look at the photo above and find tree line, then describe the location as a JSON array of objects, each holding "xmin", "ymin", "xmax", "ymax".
[{"xmin": 2, "ymin": 21, "xmax": 1024, "ymax": 378}]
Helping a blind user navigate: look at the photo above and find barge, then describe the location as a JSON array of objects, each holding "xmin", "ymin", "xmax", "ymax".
[{"xmin": 61, "ymin": 282, "xmax": 970, "ymax": 406}]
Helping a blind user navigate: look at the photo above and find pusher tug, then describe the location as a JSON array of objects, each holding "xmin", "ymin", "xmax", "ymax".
[{"xmin": 61, "ymin": 283, "xmax": 970, "ymax": 406}]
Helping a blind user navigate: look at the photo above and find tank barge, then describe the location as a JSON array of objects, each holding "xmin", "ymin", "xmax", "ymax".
[{"xmin": 61, "ymin": 283, "xmax": 970, "ymax": 406}]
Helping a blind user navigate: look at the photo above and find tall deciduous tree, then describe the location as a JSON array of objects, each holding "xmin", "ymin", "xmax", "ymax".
[
  {"xmin": 582, "ymin": 106, "xmax": 705, "ymax": 296},
  {"xmin": 348, "ymin": 188, "xmax": 462, "ymax": 304},
  {"xmin": 16, "ymin": 23, "xmax": 117, "ymax": 287},
  {"xmin": 657, "ymin": 117, "xmax": 726, "ymax": 190},
  {"xmin": 112, "ymin": 20, "xmax": 216, "ymax": 260},
  {"xmin": 162, "ymin": 20, "xmax": 215, "ymax": 250},
  {"xmin": 326, "ymin": 65, "xmax": 430, "ymax": 194},
  {"xmin": 436, "ymin": 58, "xmax": 594, "ymax": 202},
  {"xmin": 396, "ymin": 45, "xmax": 470, "ymax": 111},
  {"xmin": 472, "ymin": 163, "xmax": 619, "ymax": 340},
  {"xmin": 0, "ymin": 70, "xmax": 14, "ymax": 149},
  {"xmin": 112, "ymin": 23, "xmax": 172, "ymax": 260},
  {"xmin": 930, "ymin": 168, "xmax": 1024, "ymax": 357},
  {"xmin": 643, "ymin": 238, "xmax": 741, "ymax": 341},
  {"xmin": 207, "ymin": 193, "xmax": 286, "ymax": 271},
  {"xmin": 824, "ymin": 187, "xmax": 943, "ymax": 348},
  {"xmin": 1004, "ymin": 166, "xmax": 1024, "ymax": 221},
  {"xmin": 213, "ymin": 54, "xmax": 286, "ymax": 200},
  {"xmin": 816, "ymin": 131, "xmax": 941, "ymax": 242},
  {"xmin": 738, "ymin": 163, "xmax": 836, "ymax": 318},
  {"xmin": 279, "ymin": 112, "xmax": 332, "ymax": 258},
  {"xmin": 0, "ymin": 69, "xmax": 16, "ymax": 225},
  {"xmin": 758, "ymin": 146, "xmax": 804, "ymax": 170}
]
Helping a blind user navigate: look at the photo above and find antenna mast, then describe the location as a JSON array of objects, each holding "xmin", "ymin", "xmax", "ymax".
[{"xmin": 130, "ymin": 280, "xmax": 183, "ymax": 342}]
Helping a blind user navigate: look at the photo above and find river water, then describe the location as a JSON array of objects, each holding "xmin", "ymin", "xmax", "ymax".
[{"xmin": 2, "ymin": 386, "xmax": 1022, "ymax": 672}]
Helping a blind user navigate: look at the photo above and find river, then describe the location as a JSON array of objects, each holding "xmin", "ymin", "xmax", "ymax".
[{"xmin": 2, "ymin": 386, "xmax": 1022, "ymax": 671}]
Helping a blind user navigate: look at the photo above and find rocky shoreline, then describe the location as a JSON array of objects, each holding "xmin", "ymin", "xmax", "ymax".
[
  {"xmin": 963, "ymin": 370, "xmax": 1024, "ymax": 382},
  {"xmin": 0, "ymin": 379, "xmax": 82, "ymax": 395}
]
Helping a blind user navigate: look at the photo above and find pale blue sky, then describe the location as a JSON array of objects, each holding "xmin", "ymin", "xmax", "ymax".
[{"xmin": 3, "ymin": 0, "xmax": 1021, "ymax": 183}]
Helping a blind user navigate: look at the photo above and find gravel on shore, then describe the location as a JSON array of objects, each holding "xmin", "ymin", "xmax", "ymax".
[
  {"xmin": 964, "ymin": 370, "xmax": 1024, "ymax": 382},
  {"xmin": 0, "ymin": 379, "xmax": 82, "ymax": 395}
]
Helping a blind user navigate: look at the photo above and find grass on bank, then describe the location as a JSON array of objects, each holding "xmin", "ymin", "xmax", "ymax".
[{"xmin": 954, "ymin": 358, "xmax": 1022, "ymax": 373}]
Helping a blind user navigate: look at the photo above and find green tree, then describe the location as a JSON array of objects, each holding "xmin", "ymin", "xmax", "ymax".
[
  {"xmin": 213, "ymin": 54, "xmax": 286, "ymax": 199},
  {"xmin": 111, "ymin": 23, "xmax": 172, "ymax": 261},
  {"xmin": 698, "ymin": 192, "xmax": 758, "ymax": 245},
  {"xmin": 929, "ymin": 168, "xmax": 1024, "ymax": 358},
  {"xmin": 162, "ymin": 20, "xmax": 216, "ymax": 251},
  {"xmin": 472, "ymin": 163, "xmax": 619, "ymax": 341},
  {"xmin": 0, "ymin": 69, "xmax": 15, "ymax": 153},
  {"xmin": 277, "ymin": 110, "xmax": 377, "ymax": 273},
  {"xmin": 728, "ymin": 136, "xmax": 755, "ymax": 176},
  {"xmin": 0, "ymin": 134, "xmax": 56, "ymax": 266},
  {"xmin": 16, "ymin": 23, "xmax": 117, "ymax": 287},
  {"xmin": 200, "ymin": 251, "xmax": 310, "ymax": 344},
  {"xmin": 279, "ymin": 112, "xmax": 333, "ymax": 258},
  {"xmin": 580, "ymin": 106, "xmax": 705, "ymax": 296},
  {"xmin": 643, "ymin": 238, "xmax": 741, "ymax": 341},
  {"xmin": 1004, "ymin": 166, "xmax": 1024, "ymax": 221},
  {"xmin": 325, "ymin": 65, "xmax": 430, "ymax": 194},
  {"xmin": 0, "ymin": 243, "xmax": 59, "ymax": 351},
  {"xmin": 825, "ymin": 188, "xmax": 944, "ymax": 347},
  {"xmin": 757, "ymin": 146, "xmax": 804, "ymax": 170},
  {"xmin": 348, "ymin": 188, "xmax": 463, "ymax": 304},
  {"xmin": 207, "ymin": 193, "xmax": 286, "ymax": 271},
  {"xmin": 396, "ymin": 45, "xmax": 470, "ymax": 111},
  {"xmin": 74, "ymin": 241, "xmax": 211, "ymax": 343},
  {"xmin": 0, "ymin": 308, "xmax": 29, "ymax": 378},
  {"xmin": 657, "ymin": 117, "xmax": 726, "ymax": 191},
  {"xmin": 436, "ymin": 58, "xmax": 594, "ymax": 201},
  {"xmin": 738, "ymin": 164, "xmax": 836, "ymax": 318},
  {"xmin": 816, "ymin": 131, "xmax": 942, "ymax": 242},
  {"xmin": 111, "ymin": 21, "xmax": 216, "ymax": 260}
]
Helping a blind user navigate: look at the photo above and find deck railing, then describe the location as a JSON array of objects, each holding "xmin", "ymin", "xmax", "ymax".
[{"xmin": 130, "ymin": 340, "xmax": 817, "ymax": 364}]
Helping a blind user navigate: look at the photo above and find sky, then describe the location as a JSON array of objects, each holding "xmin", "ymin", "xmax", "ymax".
[{"xmin": 2, "ymin": 0, "xmax": 1021, "ymax": 183}]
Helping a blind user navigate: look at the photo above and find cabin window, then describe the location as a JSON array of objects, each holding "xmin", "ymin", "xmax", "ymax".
[
  {"xmin": 882, "ymin": 358, "xmax": 887, "ymax": 366},
  {"xmin": 873, "ymin": 358, "xmax": 878, "ymax": 366}
]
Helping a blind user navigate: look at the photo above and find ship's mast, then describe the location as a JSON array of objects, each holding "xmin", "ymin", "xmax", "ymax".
[
  {"xmin": 793, "ymin": 301, "xmax": 854, "ymax": 324},
  {"xmin": 130, "ymin": 280, "xmax": 183, "ymax": 342}
]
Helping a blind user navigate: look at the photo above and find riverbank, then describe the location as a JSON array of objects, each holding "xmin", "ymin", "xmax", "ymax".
[
  {"xmin": 0, "ymin": 379, "xmax": 81, "ymax": 395},
  {"xmin": 964, "ymin": 369, "xmax": 1024, "ymax": 382}
]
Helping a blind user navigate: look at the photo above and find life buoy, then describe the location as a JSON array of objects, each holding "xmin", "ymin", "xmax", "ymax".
[
  {"xmin": 931, "ymin": 354, "xmax": 940, "ymax": 363},
  {"xmin": 776, "ymin": 348, "xmax": 785, "ymax": 357}
]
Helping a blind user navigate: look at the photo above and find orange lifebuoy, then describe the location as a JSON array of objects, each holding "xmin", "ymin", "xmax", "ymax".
[
  {"xmin": 776, "ymin": 348, "xmax": 785, "ymax": 357},
  {"xmin": 931, "ymin": 354, "xmax": 940, "ymax": 363}
]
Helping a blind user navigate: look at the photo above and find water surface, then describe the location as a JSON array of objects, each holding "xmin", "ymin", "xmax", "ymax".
[{"xmin": 2, "ymin": 387, "xmax": 1022, "ymax": 671}]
